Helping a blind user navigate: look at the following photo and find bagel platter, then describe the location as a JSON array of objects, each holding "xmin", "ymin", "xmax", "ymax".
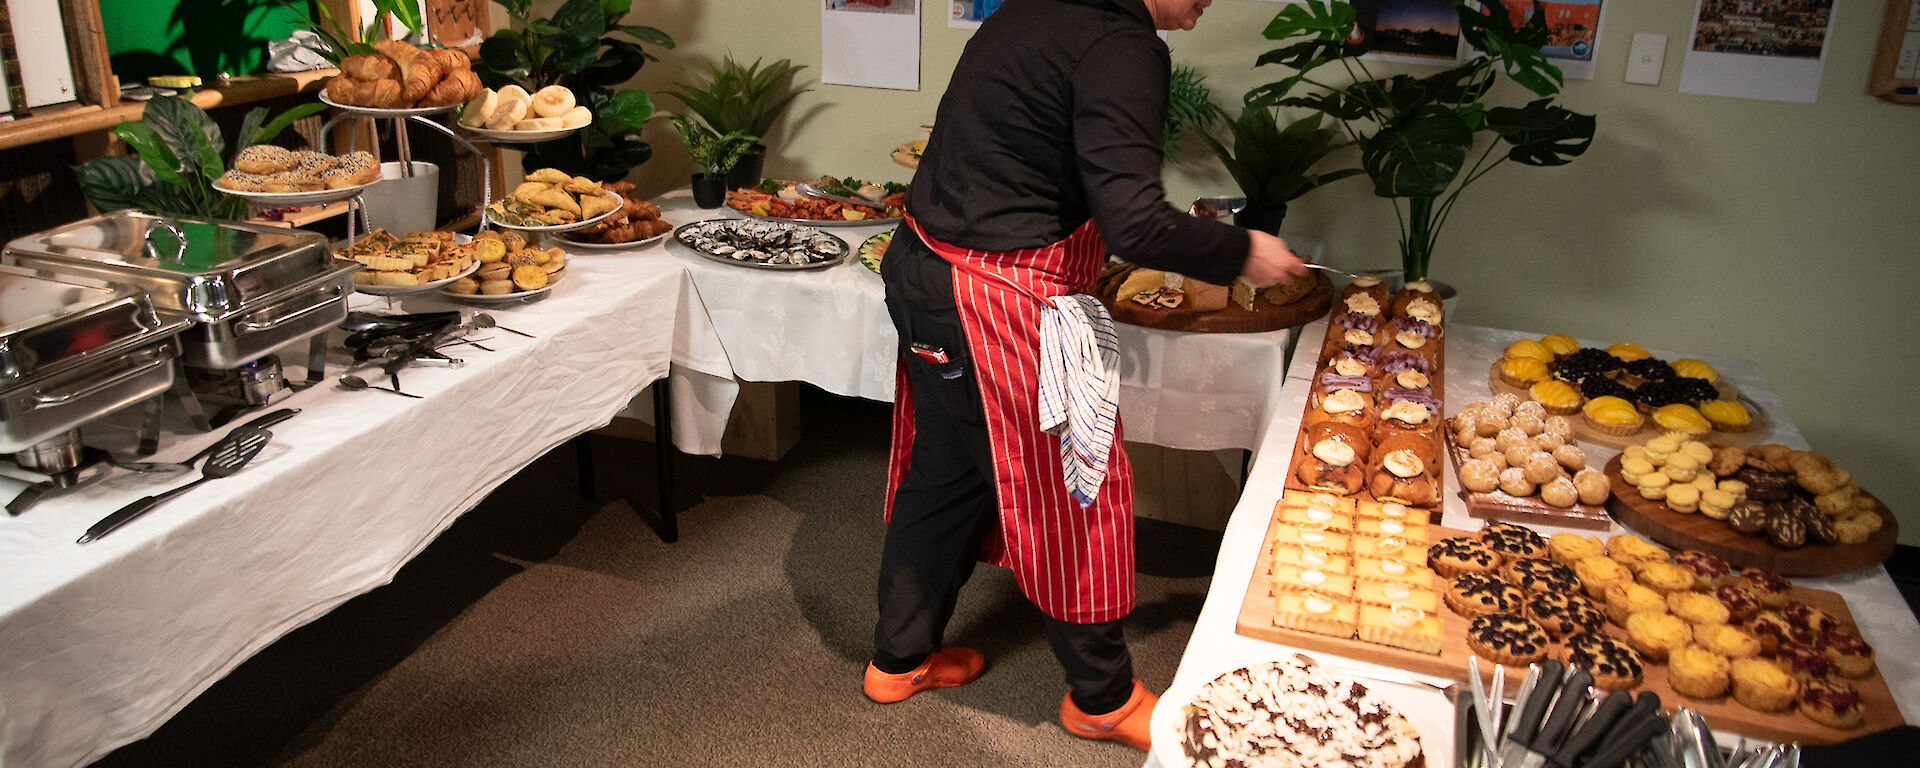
[{"xmin": 456, "ymin": 85, "xmax": 592, "ymax": 143}]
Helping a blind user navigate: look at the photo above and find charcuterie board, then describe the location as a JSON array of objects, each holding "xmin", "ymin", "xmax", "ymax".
[
  {"xmin": 1107, "ymin": 272, "xmax": 1333, "ymax": 334},
  {"xmin": 1604, "ymin": 455, "xmax": 1898, "ymax": 577},
  {"xmin": 1233, "ymin": 520, "xmax": 1906, "ymax": 744}
]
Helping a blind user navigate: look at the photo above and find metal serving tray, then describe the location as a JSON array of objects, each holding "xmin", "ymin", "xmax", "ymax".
[
  {"xmin": 3, "ymin": 211, "xmax": 335, "ymax": 323},
  {"xmin": 0, "ymin": 265, "xmax": 190, "ymax": 453}
]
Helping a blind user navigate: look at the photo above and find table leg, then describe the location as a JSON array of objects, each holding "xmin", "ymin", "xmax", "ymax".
[
  {"xmin": 651, "ymin": 374, "xmax": 679, "ymax": 543},
  {"xmin": 574, "ymin": 433, "xmax": 596, "ymax": 499}
]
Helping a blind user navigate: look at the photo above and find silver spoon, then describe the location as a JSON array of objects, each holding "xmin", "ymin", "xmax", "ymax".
[
  {"xmin": 338, "ymin": 374, "xmax": 423, "ymax": 398},
  {"xmin": 472, "ymin": 313, "xmax": 533, "ymax": 338},
  {"xmin": 794, "ymin": 182, "xmax": 887, "ymax": 210}
]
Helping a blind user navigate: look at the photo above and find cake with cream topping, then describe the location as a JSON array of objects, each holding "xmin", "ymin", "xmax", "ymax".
[{"xmin": 1181, "ymin": 657, "xmax": 1423, "ymax": 768}]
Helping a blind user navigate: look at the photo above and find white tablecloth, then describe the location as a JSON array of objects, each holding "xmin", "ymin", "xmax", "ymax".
[
  {"xmin": 0, "ymin": 257, "xmax": 688, "ymax": 768},
  {"xmin": 646, "ymin": 191, "xmax": 1322, "ymax": 453},
  {"xmin": 1144, "ymin": 319, "xmax": 1920, "ymax": 767}
]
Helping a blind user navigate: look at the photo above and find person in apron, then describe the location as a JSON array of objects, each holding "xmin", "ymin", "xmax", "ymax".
[{"xmin": 861, "ymin": 0, "xmax": 1308, "ymax": 751}]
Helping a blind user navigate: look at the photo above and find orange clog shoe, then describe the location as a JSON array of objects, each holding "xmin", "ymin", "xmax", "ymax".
[
  {"xmin": 861, "ymin": 647, "xmax": 986, "ymax": 703},
  {"xmin": 1059, "ymin": 680, "xmax": 1157, "ymax": 750}
]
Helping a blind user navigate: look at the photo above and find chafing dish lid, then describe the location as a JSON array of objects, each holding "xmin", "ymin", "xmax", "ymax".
[
  {"xmin": 0, "ymin": 263, "xmax": 164, "ymax": 382},
  {"xmin": 3, "ymin": 211, "xmax": 331, "ymax": 318}
]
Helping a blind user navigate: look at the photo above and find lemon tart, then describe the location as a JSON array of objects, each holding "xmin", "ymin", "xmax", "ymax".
[{"xmin": 1582, "ymin": 395, "xmax": 1644, "ymax": 436}]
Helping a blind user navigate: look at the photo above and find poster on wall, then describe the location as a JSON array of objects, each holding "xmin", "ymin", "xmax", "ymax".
[
  {"xmin": 1362, "ymin": 0, "xmax": 1464, "ymax": 66},
  {"xmin": 1494, "ymin": 0, "xmax": 1606, "ymax": 80},
  {"xmin": 822, "ymin": 0, "xmax": 922, "ymax": 91},
  {"xmin": 948, "ymin": 0, "xmax": 1003, "ymax": 30},
  {"xmin": 1679, "ymin": 0, "xmax": 1836, "ymax": 103}
]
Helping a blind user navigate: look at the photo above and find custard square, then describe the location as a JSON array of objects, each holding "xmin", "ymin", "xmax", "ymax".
[
  {"xmin": 1281, "ymin": 489, "xmax": 1357, "ymax": 516},
  {"xmin": 1273, "ymin": 592, "xmax": 1358, "ymax": 638},
  {"xmin": 1355, "ymin": 581, "xmax": 1440, "ymax": 613},
  {"xmin": 1353, "ymin": 512, "xmax": 1429, "ymax": 539},
  {"xmin": 1270, "ymin": 544, "xmax": 1352, "ymax": 574},
  {"xmin": 1354, "ymin": 556, "xmax": 1436, "ymax": 586},
  {"xmin": 1356, "ymin": 500, "xmax": 1431, "ymax": 521},
  {"xmin": 1269, "ymin": 524, "xmax": 1351, "ymax": 552},
  {"xmin": 1269, "ymin": 564, "xmax": 1355, "ymax": 597},
  {"xmin": 1354, "ymin": 533, "xmax": 1424, "ymax": 560},
  {"xmin": 1279, "ymin": 505, "xmax": 1355, "ymax": 532},
  {"xmin": 1357, "ymin": 604, "xmax": 1443, "ymax": 654}
]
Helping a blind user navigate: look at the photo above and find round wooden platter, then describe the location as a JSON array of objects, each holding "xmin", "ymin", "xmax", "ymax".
[
  {"xmin": 1104, "ymin": 272, "xmax": 1332, "ymax": 333},
  {"xmin": 1487, "ymin": 364, "xmax": 1772, "ymax": 450},
  {"xmin": 1603, "ymin": 454, "xmax": 1898, "ymax": 576}
]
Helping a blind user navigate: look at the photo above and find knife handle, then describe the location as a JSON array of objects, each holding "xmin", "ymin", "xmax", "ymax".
[
  {"xmin": 77, "ymin": 494, "xmax": 162, "ymax": 544},
  {"xmin": 1508, "ymin": 659, "xmax": 1562, "ymax": 744},
  {"xmin": 1578, "ymin": 694, "xmax": 1665, "ymax": 768},
  {"xmin": 1550, "ymin": 690, "xmax": 1633, "ymax": 768},
  {"xmin": 1534, "ymin": 668, "xmax": 1594, "ymax": 751}
]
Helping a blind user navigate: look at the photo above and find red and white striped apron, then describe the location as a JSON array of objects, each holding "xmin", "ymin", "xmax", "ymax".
[{"xmin": 884, "ymin": 214, "xmax": 1136, "ymax": 625}]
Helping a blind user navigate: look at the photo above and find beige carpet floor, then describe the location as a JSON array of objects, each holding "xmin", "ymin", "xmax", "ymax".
[{"xmin": 95, "ymin": 391, "xmax": 1224, "ymax": 767}]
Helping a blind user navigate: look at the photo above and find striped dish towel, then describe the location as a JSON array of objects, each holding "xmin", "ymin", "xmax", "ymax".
[{"xmin": 1037, "ymin": 293, "xmax": 1121, "ymax": 507}]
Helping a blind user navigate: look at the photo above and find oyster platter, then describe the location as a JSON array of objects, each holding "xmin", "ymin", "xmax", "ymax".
[{"xmin": 672, "ymin": 219, "xmax": 849, "ymax": 270}]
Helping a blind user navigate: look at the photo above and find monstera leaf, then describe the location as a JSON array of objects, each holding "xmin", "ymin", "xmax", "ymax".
[
  {"xmin": 1362, "ymin": 106, "xmax": 1473, "ymax": 199},
  {"xmin": 1486, "ymin": 99, "xmax": 1596, "ymax": 166}
]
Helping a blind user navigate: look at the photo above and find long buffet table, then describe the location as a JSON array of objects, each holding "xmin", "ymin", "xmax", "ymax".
[{"xmin": 1141, "ymin": 319, "xmax": 1920, "ymax": 767}]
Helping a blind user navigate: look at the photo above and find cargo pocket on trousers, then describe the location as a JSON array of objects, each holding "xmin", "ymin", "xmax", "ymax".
[{"xmin": 900, "ymin": 310, "xmax": 982, "ymax": 424}]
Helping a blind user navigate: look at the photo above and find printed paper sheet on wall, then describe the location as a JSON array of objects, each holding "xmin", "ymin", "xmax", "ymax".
[
  {"xmin": 823, "ymin": 0, "xmax": 921, "ymax": 90},
  {"xmin": 1680, "ymin": 0, "xmax": 1836, "ymax": 103}
]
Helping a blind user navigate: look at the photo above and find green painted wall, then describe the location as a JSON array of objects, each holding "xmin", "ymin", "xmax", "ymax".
[
  {"xmin": 581, "ymin": 1, "xmax": 1918, "ymax": 542},
  {"xmin": 102, "ymin": 0, "xmax": 316, "ymax": 82}
]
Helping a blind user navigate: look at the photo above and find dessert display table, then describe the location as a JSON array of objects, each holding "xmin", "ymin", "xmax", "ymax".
[
  {"xmin": 0, "ymin": 259, "xmax": 689, "ymax": 768},
  {"xmin": 1142, "ymin": 319, "xmax": 1920, "ymax": 767}
]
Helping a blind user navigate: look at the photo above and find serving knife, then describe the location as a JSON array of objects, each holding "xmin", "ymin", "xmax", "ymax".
[
  {"xmin": 1548, "ymin": 690, "xmax": 1633, "ymax": 768},
  {"xmin": 1580, "ymin": 691, "xmax": 1667, "ymax": 768},
  {"xmin": 1500, "ymin": 664, "xmax": 1587, "ymax": 768}
]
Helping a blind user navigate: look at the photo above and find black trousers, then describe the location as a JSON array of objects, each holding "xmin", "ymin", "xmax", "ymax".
[{"xmin": 871, "ymin": 229, "xmax": 1135, "ymax": 715}]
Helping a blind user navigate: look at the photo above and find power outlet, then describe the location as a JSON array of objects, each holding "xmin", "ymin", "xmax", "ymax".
[{"xmin": 1626, "ymin": 33, "xmax": 1667, "ymax": 86}]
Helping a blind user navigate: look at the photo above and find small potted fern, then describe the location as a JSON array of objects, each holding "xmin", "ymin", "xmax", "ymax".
[
  {"xmin": 666, "ymin": 115, "xmax": 759, "ymax": 208},
  {"xmin": 1199, "ymin": 108, "xmax": 1362, "ymax": 234},
  {"xmin": 663, "ymin": 56, "xmax": 809, "ymax": 189}
]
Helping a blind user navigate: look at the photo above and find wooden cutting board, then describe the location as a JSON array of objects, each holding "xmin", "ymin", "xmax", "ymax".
[
  {"xmin": 1604, "ymin": 454, "xmax": 1899, "ymax": 577},
  {"xmin": 1106, "ymin": 272, "xmax": 1333, "ymax": 333},
  {"xmin": 1233, "ymin": 520, "xmax": 1907, "ymax": 744},
  {"xmin": 1487, "ymin": 366, "xmax": 1773, "ymax": 450}
]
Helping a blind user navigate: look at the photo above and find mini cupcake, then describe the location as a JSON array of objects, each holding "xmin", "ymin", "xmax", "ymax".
[
  {"xmin": 1738, "ymin": 569, "xmax": 1793, "ymax": 608},
  {"xmin": 1636, "ymin": 562, "xmax": 1696, "ymax": 596},
  {"xmin": 1668, "ymin": 646, "xmax": 1732, "ymax": 699},
  {"xmin": 1667, "ymin": 591, "xmax": 1731, "ymax": 626},
  {"xmin": 1575, "ymin": 555, "xmax": 1632, "ymax": 601},
  {"xmin": 1798, "ymin": 677, "xmax": 1866, "ymax": 730},
  {"xmin": 1605, "ymin": 581, "xmax": 1668, "ymax": 627},
  {"xmin": 1673, "ymin": 551, "xmax": 1734, "ymax": 590},
  {"xmin": 1582, "ymin": 395, "xmax": 1644, "ymax": 436},
  {"xmin": 1624, "ymin": 611, "xmax": 1692, "ymax": 661},
  {"xmin": 1730, "ymin": 658, "xmax": 1799, "ymax": 713},
  {"xmin": 1695, "ymin": 623, "xmax": 1763, "ymax": 660},
  {"xmin": 1549, "ymin": 533, "xmax": 1603, "ymax": 568}
]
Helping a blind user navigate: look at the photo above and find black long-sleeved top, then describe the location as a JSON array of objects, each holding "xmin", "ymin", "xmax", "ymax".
[{"xmin": 906, "ymin": 0, "xmax": 1249, "ymax": 286}]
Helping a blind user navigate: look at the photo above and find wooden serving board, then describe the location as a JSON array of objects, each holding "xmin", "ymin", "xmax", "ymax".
[
  {"xmin": 1487, "ymin": 364, "xmax": 1773, "ymax": 450},
  {"xmin": 1604, "ymin": 454, "xmax": 1899, "ymax": 577},
  {"xmin": 1233, "ymin": 521, "xmax": 1907, "ymax": 744},
  {"xmin": 1106, "ymin": 272, "xmax": 1332, "ymax": 333},
  {"xmin": 1444, "ymin": 443, "xmax": 1612, "ymax": 530}
]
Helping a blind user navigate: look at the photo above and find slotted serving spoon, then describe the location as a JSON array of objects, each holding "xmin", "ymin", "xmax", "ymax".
[
  {"xmin": 794, "ymin": 182, "xmax": 888, "ymax": 210},
  {"xmin": 77, "ymin": 427, "xmax": 272, "ymax": 544}
]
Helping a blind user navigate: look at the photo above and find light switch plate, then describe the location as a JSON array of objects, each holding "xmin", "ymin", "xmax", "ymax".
[{"xmin": 1626, "ymin": 33, "xmax": 1667, "ymax": 86}]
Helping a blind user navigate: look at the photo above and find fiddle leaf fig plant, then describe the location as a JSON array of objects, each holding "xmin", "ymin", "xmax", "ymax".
[
  {"xmin": 1249, "ymin": 0, "xmax": 1596, "ymax": 281},
  {"xmin": 73, "ymin": 94, "xmax": 325, "ymax": 220},
  {"xmin": 476, "ymin": 0, "xmax": 674, "ymax": 180}
]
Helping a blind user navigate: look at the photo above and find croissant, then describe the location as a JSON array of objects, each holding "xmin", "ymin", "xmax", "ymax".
[
  {"xmin": 399, "ymin": 54, "xmax": 444, "ymax": 104},
  {"xmin": 420, "ymin": 69, "xmax": 478, "ymax": 106},
  {"xmin": 427, "ymin": 47, "xmax": 469, "ymax": 73},
  {"xmin": 341, "ymin": 54, "xmax": 396, "ymax": 82},
  {"xmin": 324, "ymin": 75, "xmax": 360, "ymax": 103},
  {"xmin": 356, "ymin": 78, "xmax": 405, "ymax": 108},
  {"xmin": 371, "ymin": 39, "xmax": 420, "ymax": 64}
]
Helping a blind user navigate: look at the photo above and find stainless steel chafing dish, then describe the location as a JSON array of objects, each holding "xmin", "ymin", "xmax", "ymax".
[
  {"xmin": 1, "ymin": 263, "xmax": 191, "ymax": 511},
  {"xmin": 4, "ymin": 212, "xmax": 359, "ymax": 426}
]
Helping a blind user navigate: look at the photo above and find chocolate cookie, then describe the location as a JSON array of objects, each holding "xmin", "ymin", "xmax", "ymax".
[
  {"xmin": 1480, "ymin": 521, "xmax": 1548, "ymax": 559},
  {"xmin": 1467, "ymin": 612, "xmax": 1549, "ymax": 666},
  {"xmin": 1728, "ymin": 500, "xmax": 1770, "ymax": 535},
  {"xmin": 1736, "ymin": 466, "xmax": 1794, "ymax": 501},
  {"xmin": 1524, "ymin": 591, "xmax": 1604, "ymax": 639},
  {"xmin": 1504, "ymin": 557, "xmax": 1580, "ymax": 595},
  {"xmin": 1562, "ymin": 632, "xmax": 1645, "ymax": 691},
  {"xmin": 1446, "ymin": 572, "xmax": 1525, "ymax": 618},
  {"xmin": 1766, "ymin": 507, "xmax": 1806, "ymax": 549},
  {"xmin": 1428, "ymin": 536, "xmax": 1502, "ymax": 578}
]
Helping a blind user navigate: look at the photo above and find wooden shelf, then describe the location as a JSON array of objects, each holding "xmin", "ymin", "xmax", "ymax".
[{"xmin": 0, "ymin": 70, "xmax": 336, "ymax": 152}]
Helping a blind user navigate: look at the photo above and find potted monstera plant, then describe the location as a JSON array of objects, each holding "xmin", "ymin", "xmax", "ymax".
[
  {"xmin": 1249, "ymin": 0, "xmax": 1596, "ymax": 282},
  {"xmin": 476, "ymin": 0, "xmax": 674, "ymax": 180},
  {"xmin": 73, "ymin": 94, "xmax": 326, "ymax": 219}
]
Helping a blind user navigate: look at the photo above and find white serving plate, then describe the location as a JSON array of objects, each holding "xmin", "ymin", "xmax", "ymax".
[
  {"xmin": 551, "ymin": 230, "xmax": 670, "ymax": 251},
  {"xmin": 458, "ymin": 124, "xmax": 582, "ymax": 144},
  {"xmin": 353, "ymin": 257, "xmax": 482, "ymax": 296},
  {"xmin": 487, "ymin": 190, "xmax": 625, "ymax": 233},
  {"xmin": 217, "ymin": 179, "xmax": 377, "ymax": 206},
  {"xmin": 318, "ymin": 90, "xmax": 459, "ymax": 118}
]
